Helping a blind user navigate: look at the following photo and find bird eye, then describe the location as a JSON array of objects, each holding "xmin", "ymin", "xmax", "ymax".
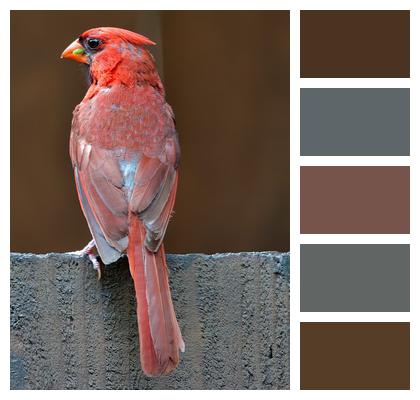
[{"xmin": 86, "ymin": 38, "xmax": 101, "ymax": 50}]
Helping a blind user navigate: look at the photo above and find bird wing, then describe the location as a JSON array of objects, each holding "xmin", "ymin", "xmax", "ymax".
[
  {"xmin": 70, "ymin": 126, "xmax": 179, "ymax": 264},
  {"xmin": 71, "ymin": 140, "xmax": 129, "ymax": 264},
  {"xmin": 129, "ymin": 135, "xmax": 179, "ymax": 253}
]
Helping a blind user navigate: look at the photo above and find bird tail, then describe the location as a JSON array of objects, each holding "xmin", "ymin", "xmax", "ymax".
[{"xmin": 127, "ymin": 215, "xmax": 184, "ymax": 377}]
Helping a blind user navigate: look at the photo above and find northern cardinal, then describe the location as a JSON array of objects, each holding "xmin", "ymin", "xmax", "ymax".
[{"xmin": 61, "ymin": 27, "xmax": 184, "ymax": 376}]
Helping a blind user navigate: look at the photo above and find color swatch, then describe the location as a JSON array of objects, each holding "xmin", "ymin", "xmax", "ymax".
[
  {"xmin": 300, "ymin": 89, "xmax": 410, "ymax": 156},
  {"xmin": 300, "ymin": 10, "xmax": 410, "ymax": 78},
  {"xmin": 300, "ymin": 166, "xmax": 410, "ymax": 234},
  {"xmin": 300, "ymin": 322, "xmax": 410, "ymax": 389},
  {"xmin": 300, "ymin": 244, "xmax": 410, "ymax": 312},
  {"xmin": 299, "ymin": 8, "xmax": 411, "ymax": 391}
]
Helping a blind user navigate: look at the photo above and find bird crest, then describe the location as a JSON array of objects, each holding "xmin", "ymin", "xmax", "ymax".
[{"xmin": 81, "ymin": 27, "xmax": 156, "ymax": 47}]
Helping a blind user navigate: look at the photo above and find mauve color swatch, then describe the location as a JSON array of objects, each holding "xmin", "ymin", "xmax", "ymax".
[
  {"xmin": 300, "ymin": 322, "xmax": 410, "ymax": 389},
  {"xmin": 300, "ymin": 166, "xmax": 410, "ymax": 234},
  {"xmin": 300, "ymin": 10, "xmax": 410, "ymax": 78},
  {"xmin": 300, "ymin": 89, "xmax": 410, "ymax": 156},
  {"xmin": 300, "ymin": 244, "xmax": 410, "ymax": 312}
]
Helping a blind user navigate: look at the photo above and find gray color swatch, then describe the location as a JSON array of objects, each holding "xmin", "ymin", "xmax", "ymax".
[
  {"xmin": 300, "ymin": 244, "xmax": 410, "ymax": 312},
  {"xmin": 300, "ymin": 88, "xmax": 410, "ymax": 156}
]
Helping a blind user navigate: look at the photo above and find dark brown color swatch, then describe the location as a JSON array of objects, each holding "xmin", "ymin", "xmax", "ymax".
[
  {"xmin": 300, "ymin": 166, "xmax": 410, "ymax": 234},
  {"xmin": 300, "ymin": 322, "xmax": 410, "ymax": 390},
  {"xmin": 300, "ymin": 10, "xmax": 410, "ymax": 78}
]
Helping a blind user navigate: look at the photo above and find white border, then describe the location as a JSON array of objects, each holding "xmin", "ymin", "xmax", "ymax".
[
  {"xmin": 300, "ymin": 157, "xmax": 411, "ymax": 166},
  {"xmin": 290, "ymin": 8, "xmax": 300, "ymax": 392},
  {"xmin": 2, "ymin": 0, "xmax": 419, "ymax": 398}
]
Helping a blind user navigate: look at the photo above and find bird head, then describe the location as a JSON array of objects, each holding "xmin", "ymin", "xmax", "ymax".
[
  {"xmin": 61, "ymin": 27, "xmax": 158, "ymax": 87},
  {"xmin": 61, "ymin": 27, "xmax": 155, "ymax": 64}
]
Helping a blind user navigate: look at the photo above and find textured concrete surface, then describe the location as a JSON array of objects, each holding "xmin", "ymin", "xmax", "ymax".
[{"xmin": 10, "ymin": 251, "xmax": 289, "ymax": 390}]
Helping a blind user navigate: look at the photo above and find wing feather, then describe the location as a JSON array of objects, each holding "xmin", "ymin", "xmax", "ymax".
[
  {"xmin": 72, "ymin": 141, "xmax": 129, "ymax": 260},
  {"xmin": 74, "ymin": 168, "xmax": 123, "ymax": 264},
  {"xmin": 129, "ymin": 151, "xmax": 178, "ymax": 253}
]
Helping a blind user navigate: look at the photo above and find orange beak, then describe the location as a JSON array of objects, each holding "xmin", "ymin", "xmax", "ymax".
[{"xmin": 61, "ymin": 39, "xmax": 89, "ymax": 64}]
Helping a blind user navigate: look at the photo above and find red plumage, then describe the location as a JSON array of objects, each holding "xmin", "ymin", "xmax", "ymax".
[{"xmin": 63, "ymin": 27, "xmax": 184, "ymax": 376}]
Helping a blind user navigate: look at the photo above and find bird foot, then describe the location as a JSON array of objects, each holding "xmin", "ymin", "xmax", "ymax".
[{"xmin": 67, "ymin": 239, "xmax": 102, "ymax": 280}]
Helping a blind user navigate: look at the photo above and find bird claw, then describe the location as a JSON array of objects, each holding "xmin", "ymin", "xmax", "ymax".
[
  {"xmin": 88, "ymin": 252, "xmax": 102, "ymax": 280},
  {"xmin": 67, "ymin": 240, "xmax": 102, "ymax": 280}
]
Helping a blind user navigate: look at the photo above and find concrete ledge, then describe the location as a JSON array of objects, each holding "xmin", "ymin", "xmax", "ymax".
[{"xmin": 10, "ymin": 251, "xmax": 290, "ymax": 390}]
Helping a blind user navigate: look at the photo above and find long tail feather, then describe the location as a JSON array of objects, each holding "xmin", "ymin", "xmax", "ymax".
[{"xmin": 127, "ymin": 215, "xmax": 184, "ymax": 376}]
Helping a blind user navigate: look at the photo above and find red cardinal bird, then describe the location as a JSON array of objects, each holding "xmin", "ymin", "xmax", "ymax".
[{"xmin": 61, "ymin": 27, "xmax": 184, "ymax": 376}]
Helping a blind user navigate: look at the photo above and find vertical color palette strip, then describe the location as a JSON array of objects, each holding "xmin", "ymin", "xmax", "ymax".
[
  {"xmin": 300, "ymin": 10, "xmax": 410, "ymax": 78},
  {"xmin": 300, "ymin": 244, "xmax": 410, "ymax": 312},
  {"xmin": 299, "ymin": 8, "xmax": 411, "ymax": 392},
  {"xmin": 300, "ymin": 88, "xmax": 410, "ymax": 156},
  {"xmin": 300, "ymin": 166, "xmax": 410, "ymax": 234},
  {"xmin": 300, "ymin": 322, "xmax": 410, "ymax": 390}
]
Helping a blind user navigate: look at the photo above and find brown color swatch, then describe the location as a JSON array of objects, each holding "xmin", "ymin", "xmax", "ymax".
[
  {"xmin": 300, "ymin": 10, "xmax": 410, "ymax": 78},
  {"xmin": 300, "ymin": 322, "xmax": 410, "ymax": 390},
  {"xmin": 300, "ymin": 166, "xmax": 410, "ymax": 234}
]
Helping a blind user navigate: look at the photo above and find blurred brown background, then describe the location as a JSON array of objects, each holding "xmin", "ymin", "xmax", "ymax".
[{"xmin": 11, "ymin": 11, "xmax": 289, "ymax": 254}]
